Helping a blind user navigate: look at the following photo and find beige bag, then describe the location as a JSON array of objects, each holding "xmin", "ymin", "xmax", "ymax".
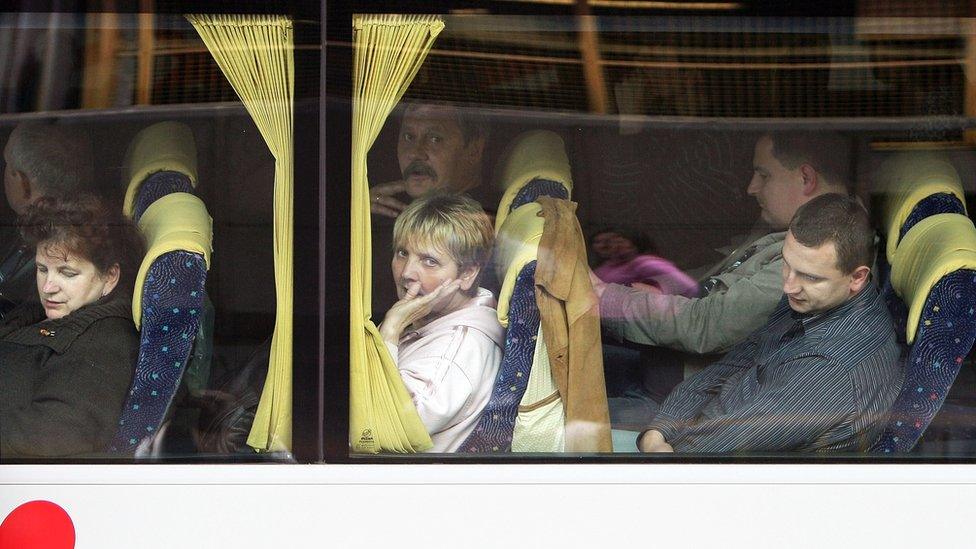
[{"xmin": 511, "ymin": 325, "xmax": 565, "ymax": 452}]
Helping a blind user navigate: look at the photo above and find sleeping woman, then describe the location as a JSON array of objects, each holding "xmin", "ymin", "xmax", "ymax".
[
  {"xmin": 378, "ymin": 193, "xmax": 504, "ymax": 452},
  {"xmin": 0, "ymin": 196, "xmax": 144, "ymax": 458}
]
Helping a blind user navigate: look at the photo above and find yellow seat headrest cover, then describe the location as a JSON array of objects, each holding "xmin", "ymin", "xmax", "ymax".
[
  {"xmin": 132, "ymin": 192, "xmax": 214, "ymax": 329},
  {"xmin": 878, "ymin": 152, "xmax": 966, "ymax": 262},
  {"xmin": 494, "ymin": 202, "xmax": 545, "ymax": 328},
  {"xmin": 123, "ymin": 121, "xmax": 199, "ymax": 219},
  {"xmin": 494, "ymin": 130, "xmax": 573, "ymax": 231},
  {"xmin": 890, "ymin": 213, "xmax": 976, "ymax": 344}
]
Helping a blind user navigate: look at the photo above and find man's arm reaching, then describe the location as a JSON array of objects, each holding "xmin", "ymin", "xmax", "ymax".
[{"xmin": 597, "ymin": 255, "xmax": 783, "ymax": 354}]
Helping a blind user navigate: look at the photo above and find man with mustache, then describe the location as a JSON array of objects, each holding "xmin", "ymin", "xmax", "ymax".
[
  {"xmin": 592, "ymin": 131, "xmax": 854, "ymax": 425},
  {"xmin": 370, "ymin": 102, "xmax": 489, "ymax": 219},
  {"xmin": 370, "ymin": 102, "xmax": 491, "ymax": 319}
]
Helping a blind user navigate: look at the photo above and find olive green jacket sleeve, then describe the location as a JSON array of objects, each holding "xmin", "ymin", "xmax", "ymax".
[{"xmin": 599, "ymin": 231, "xmax": 786, "ymax": 355}]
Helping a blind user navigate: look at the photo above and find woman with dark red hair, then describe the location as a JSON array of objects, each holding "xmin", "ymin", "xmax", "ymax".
[{"xmin": 0, "ymin": 195, "xmax": 145, "ymax": 458}]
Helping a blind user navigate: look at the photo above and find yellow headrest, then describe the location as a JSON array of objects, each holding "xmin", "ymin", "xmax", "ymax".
[
  {"xmin": 890, "ymin": 213, "xmax": 976, "ymax": 344},
  {"xmin": 878, "ymin": 152, "xmax": 966, "ymax": 262},
  {"xmin": 132, "ymin": 192, "xmax": 214, "ymax": 329},
  {"xmin": 494, "ymin": 130, "xmax": 572, "ymax": 231},
  {"xmin": 494, "ymin": 203, "xmax": 545, "ymax": 327},
  {"xmin": 123, "ymin": 121, "xmax": 199, "ymax": 219}
]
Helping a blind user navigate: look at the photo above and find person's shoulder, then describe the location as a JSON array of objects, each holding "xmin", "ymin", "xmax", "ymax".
[
  {"xmin": 807, "ymin": 292, "xmax": 897, "ymax": 363},
  {"xmin": 454, "ymin": 292, "xmax": 505, "ymax": 346},
  {"xmin": 75, "ymin": 298, "xmax": 139, "ymax": 348},
  {"xmin": 80, "ymin": 315, "xmax": 139, "ymax": 351}
]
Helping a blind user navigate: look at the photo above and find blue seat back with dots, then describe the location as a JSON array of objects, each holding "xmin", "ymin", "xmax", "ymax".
[
  {"xmin": 460, "ymin": 164, "xmax": 571, "ymax": 452},
  {"xmin": 879, "ymin": 193, "xmax": 967, "ymax": 338},
  {"xmin": 459, "ymin": 262, "xmax": 539, "ymax": 453},
  {"xmin": 873, "ymin": 270, "xmax": 976, "ymax": 453},
  {"xmin": 510, "ymin": 179, "xmax": 569, "ymax": 210},
  {"xmin": 872, "ymin": 214, "xmax": 976, "ymax": 453},
  {"xmin": 878, "ymin": 151, "xmax": 966, "ymax": 265},
  {"xmin": 109, "ymin": 122, "xmax": 213, "ymax": 454}
]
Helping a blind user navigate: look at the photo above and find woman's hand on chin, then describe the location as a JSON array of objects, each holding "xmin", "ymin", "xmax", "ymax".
[{"xmin": 379, "ymin": 279, "xmax": 463, "ymax": 346}]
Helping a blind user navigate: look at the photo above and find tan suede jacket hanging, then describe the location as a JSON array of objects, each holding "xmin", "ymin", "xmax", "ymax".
[{"xmin": 534, "ymin": 196, "xmax": 612, "ymax": 452}]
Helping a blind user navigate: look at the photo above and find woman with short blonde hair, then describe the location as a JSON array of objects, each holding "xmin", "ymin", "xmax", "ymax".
[{"xmin": 379, "ymin": 192, "xmax": 503, "ymax": 452}]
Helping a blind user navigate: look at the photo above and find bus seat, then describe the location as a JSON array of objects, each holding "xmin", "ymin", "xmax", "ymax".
[
  {"xmin": 121, "ymin": 120, "xmax": 199, "ymax": 218},
  {"xmin": 460, "ymin": 203, "xmax": 546, "ymax": 452},
  {"xmin": 494, "ymin": 130, "xmax": 572, "ymax": 230},
  {"xmin": 878, "ymin": 151, "xmax": 966, "ymax": 264},
  {"xmin": 875, "ymin": 152, "xmax": 966, "ymax": 345},
  {"xmin": 872, "ymin": 213, "xmax": 976, "ymax": 453},
  {"xmin": 108, "ymin": 121, "xmax": 214, "ymax": 455}
]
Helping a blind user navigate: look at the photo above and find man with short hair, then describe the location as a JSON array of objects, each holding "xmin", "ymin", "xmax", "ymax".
[
  {"xmin": 0, "ymin": 122, "xmax": 95, "ymax": 317},
  {"xmin": 369, "ymin": 102, "xmax": 490, "ymax": 218},
  {"xmin": 594, "ymin": 132, "xmax": 858, "ymax": 414},
  {"xmin": 637, "ymin": 194, "xmax": 901, "ymax": 453},
  {"xmin": 595, "ymin": 131, "xmax": 854, "ymax": 355},
  {"xmin": 4, "ymin": 122, "xmax": 94, "ymax": 215}
]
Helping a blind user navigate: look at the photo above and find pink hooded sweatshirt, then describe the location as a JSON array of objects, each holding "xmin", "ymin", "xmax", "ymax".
[{"xmin": 386, "ymin": 288, "xmax": 505, "ymax": 452}]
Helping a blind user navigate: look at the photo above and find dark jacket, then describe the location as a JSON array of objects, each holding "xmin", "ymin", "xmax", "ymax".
[
  {"xmin": 0, "ymin": 230, "xmax": 37, "ymax": 321},
  {"xmin": 0, "ymin": 293, "xmax": 139, "ymax": 458}
]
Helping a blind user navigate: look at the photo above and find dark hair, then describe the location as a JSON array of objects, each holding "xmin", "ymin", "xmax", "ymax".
[
  {"xmin": 401, "ymin": 101, "xmax": 490, "ymax": 145},
  {"xmin": 7, "ymin": 122, "xmax": 94, "ymax": 196},
  {"xmin": 20, "ymin": 195, "xmax": 146, "ymax": 295},
  {"xmin": 789, "ymin": 194, "xmax": 874, "ymax": 274},
  {"xmin": 766, "ymin": 131, "xmax": 853, "ymax": 194},
  {"xmin": 589, "ymin": 225, "xmax": 658, "ymax": 255}
]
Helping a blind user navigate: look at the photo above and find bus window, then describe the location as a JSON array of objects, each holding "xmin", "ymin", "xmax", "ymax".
[
  {"xmin": 0, "ymin": 10, "xmax": 319, "ymax": 463},
  {"xmin": 337, "ymin": 7, "xmax": 976, "ymax": 461}
]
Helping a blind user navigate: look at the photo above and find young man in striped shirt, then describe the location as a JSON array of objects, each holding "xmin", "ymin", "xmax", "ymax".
[{"xmin": 637, "ymin": 193, "xmax": 902, "ymax": 453}]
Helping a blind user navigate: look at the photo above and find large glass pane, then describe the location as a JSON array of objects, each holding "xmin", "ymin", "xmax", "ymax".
[{"xmin": 337, "ymin": 8, "xmax": 976, "ymax": 461}]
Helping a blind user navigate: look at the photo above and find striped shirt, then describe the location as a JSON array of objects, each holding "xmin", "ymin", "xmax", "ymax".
[{"xmin": 646, "ymin": 284, "xmax": 903, "ymax": 453}]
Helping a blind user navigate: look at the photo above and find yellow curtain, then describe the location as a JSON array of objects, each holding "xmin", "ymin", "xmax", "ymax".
[
  {"xmin": 350, "ymin": 14, "xmax": 444, "ymax": 453},
  {"xmin": 187, "ymin": 14, "xmax": 295, "ymax": 452}
]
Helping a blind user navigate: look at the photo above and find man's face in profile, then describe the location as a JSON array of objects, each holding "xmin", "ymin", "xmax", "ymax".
[
  {"xmin": 397, "ymin": 104, "xmax": 480, "ymax": 198},
  {"xmin": 2, "ymin": 137, "xmax": 28, "ymax": 215},
  {"xmin": 747, "ymin": 136, "xmax": 805, "ymax": 230}
]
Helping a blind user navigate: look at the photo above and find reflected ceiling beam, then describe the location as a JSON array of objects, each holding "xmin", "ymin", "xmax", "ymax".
[{"xmin": 575, "ymin": 2, "xmax": 609, "ymax": 113}]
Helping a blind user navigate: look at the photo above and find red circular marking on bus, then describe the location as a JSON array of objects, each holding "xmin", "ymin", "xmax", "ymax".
[{"xmin": 0, "ymin": 500, "xmax": 75, "ymax": 549}]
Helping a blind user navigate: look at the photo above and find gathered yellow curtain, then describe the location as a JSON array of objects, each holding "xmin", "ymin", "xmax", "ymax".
[
  {"xmin": 350, "ymin": 14, "xmax": 444, "ymax": 453},
  {"xmin": 187, "ymin": 14, "xmax": 295, "ymax": 452}
]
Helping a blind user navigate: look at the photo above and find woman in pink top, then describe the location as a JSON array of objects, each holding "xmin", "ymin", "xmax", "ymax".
[
  {"xmin": 590, "ymin": 227, "xmax": 699, "ymax": 298},
  {"xmin": 378, "ymin": 193, "xmax": 504, "ymax": 452}
]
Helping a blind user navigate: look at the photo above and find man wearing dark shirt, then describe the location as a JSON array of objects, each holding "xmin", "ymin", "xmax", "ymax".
[{"xmin": 639, "ymin": 194, "xmax": 902, "ymax": 453}]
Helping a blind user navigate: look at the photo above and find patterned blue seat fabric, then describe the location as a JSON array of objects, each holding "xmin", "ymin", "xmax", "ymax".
[
  {"xmin": 880, "ymin": 193, "xmax": 967, "ymax": 344},
  {"xmin": 108, "ymin": 174, "xmax": 209, "ymax": 454},
  {"xmin": 510, "ymin": 179, "xmax": 569, "ymax": 210},
  {"xmin": 132, "ymin": 171, "xmax": 196, "ymax": 221},
  {"xmin": 872, "ymin": 270, "xmax": 976, "ymax": 453},
  {"xmin": 897, "ymin": 193, "xmax": 966, "ymax": 243},
  {"xmin": 110, "ymin": 252, "xmax": 208, "ymax": 452},
  {"xmin": 459, "ymin": 262, "xmax": 538, "ymax": 453}
]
